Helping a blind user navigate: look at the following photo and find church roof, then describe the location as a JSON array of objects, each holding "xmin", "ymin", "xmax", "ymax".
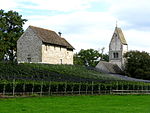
[
  {"xmin": 96, "ymin": 61, "xmax": 123, "ymax": 74},
  {"xmin": 29, "ymin": 25, "xmax": 74, "ymax": 49},
  {"xmin": 115, "ymin": 27, "xmax": 127, "ymax": 45}
]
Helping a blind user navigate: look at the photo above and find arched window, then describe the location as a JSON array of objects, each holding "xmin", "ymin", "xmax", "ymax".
[{"xmin": 113, "ymin": 52, "xmax": 119, "ymax": 58}]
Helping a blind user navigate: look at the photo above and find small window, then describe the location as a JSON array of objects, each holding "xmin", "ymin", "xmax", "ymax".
[
  {"xmin": 46, "ymin": 45, "xmax": 48, "ymax": 51},
  {"xmin": 27, "ymin": 54, "xmax": 31, "ymax": 62},
  {"xmin": 27, "ymin": 57, "xmax": 31, "ymax": 63},
  {"xmin": 114, "ymin": 33, "xmax": 117, "ymax": 37},
  {"xmin": 60, "ymin": 59, "xmax": 62, "ymax": 64},
  {"xmin": 113, "ymin": 52, "xmax": 119, "ymax": 58},
  {"xmin": 45, "ymin": 45, "xmax": 47, "ymax": 51},
  {"xmin": 60, "ymin": 47, "xmax": 61, "ymax": 51},
  {"xmin": 54, "ymin": 46, "xmax": 56, "ymax": 50}
]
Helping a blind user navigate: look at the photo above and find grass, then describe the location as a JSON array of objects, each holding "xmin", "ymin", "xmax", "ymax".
[{"xmin": 0, "ymin": 95, "xmax": 150, "ymax": 113}]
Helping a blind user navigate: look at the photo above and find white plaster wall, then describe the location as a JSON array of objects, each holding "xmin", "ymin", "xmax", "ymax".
[{"xmin": 42, "ymin": 45, "xmax": 73, "ymax": 64}]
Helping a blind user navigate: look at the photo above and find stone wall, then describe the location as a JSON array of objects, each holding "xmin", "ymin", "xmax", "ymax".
[
  {"xmin": 109, "ymin": 31, "xmax": 125, "ymax": 69},
  {"xmin": 17, "ymin": 27, "xmax": 42, "ymax": 63},
  {"xmin": 17, "ymin": 27, "xmax": 74, "ymax": 64}
]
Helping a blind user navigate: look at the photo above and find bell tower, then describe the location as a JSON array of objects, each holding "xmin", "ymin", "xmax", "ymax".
[{"xmin": 109, "ymin": 26, "xmax": 128, "ymax": 70}]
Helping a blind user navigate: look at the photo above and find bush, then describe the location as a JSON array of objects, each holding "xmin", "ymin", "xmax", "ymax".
[{"xmin": 124, "ymin": 51, "xmax": 150, "ymax": 80}]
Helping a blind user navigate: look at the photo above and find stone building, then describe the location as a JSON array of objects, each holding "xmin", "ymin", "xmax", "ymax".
[
  {"xmin": 17, "ymin": 26, "xmax": 74, "ymax": 64},
  {"xmin": 109, "ymin": 26, "xmax": 128, "ymax": 69},
  {"xmin": 96, "ymin": 26, "xmax": 128, "ymax": 73}
]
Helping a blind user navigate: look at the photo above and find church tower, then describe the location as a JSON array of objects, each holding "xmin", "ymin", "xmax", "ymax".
[{"xmin": 109, "ymin": 26, "xmax": 128, "ymax": 70}]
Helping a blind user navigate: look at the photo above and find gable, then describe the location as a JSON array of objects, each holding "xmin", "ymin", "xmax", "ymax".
[
  {"xmin": 109, "ymin": 33, "xmax": 121, "ymax": 51},
  {"xmin": 17, "ymin": 27, "xmax": 42, "ymax": 44}
]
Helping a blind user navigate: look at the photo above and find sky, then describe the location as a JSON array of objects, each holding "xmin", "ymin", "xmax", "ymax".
[{"xmin": 1, "ymin": 0, "xmax": 150, "ymax": 53}]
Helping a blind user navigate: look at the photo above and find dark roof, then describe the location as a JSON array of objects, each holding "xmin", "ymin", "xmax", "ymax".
[
  {"xmin": 96, "ymin": 61, "xmax": 123, "ymax": 74},
  {"xmin": 115, "ymin": 27, "xmax": 127, "ymax": 45},
  {"xmin": 29, "ymin": 26, "xmax": 74, "ymax": 49}
]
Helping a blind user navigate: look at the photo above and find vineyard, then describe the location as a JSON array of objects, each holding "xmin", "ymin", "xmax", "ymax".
[{"xmin": 0, "ymin": 62, "xmax": 150, "ymax": 96}]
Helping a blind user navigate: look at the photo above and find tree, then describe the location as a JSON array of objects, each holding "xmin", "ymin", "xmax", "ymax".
[
  {"xmin": 124, "ymin": 51, "xmax": 150, "ymax": 79},
  {"xmin": 0, "ymin": 9, "xmax": 27, "ymax": 62},
  {"xmin": 74, "ymin": 49, "xmax": 109, "ymax": 67}
]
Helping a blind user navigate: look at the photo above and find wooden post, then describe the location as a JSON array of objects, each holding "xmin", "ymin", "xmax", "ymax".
[
  {"xmin": 127, "ymin": 82, "xmax": 129, "ymax": 91},
  {"xmin": 137, "ymin": 83, "xmax": 139, "ymax": 94},
  {"xmin": 116, "ymin": 81, "xmax": 118, "ymax": 90},
  {"xmin": 121, "ymin": 82, "xmax": 123, "ymax": 94},
  {"xmin": 65, "ymin": 82, "xmax": 67, "ymax": 94},
  {"xmin": 23, "ymin": 83, "xmax": 26, "ymax": 95},
  {"xmin": 91, "ymin": 81, "xmax": 94, "ymax": 95},
  {"xmin": 133, "ymin": 84, "xmax": 135, "ymax": 94},
  {"xmin": 13, "ymin": 79, "xmax": 15, "ymax": 96},
  {"xmin": 40, "ymin": 81, "xmax": 43, "ymax": 96},
  {"xmin": 3, "ymin": 84, "xmax": 6, "ymax": 96},
  {"xmin": 71, "ymin": 84, "xmax": 74, "ymax": 95},
  {"xmin": 48, "ymin": 81, "xmax": 51, "ymax": 95},
  {"xmin": 32, "ymin": 82, "xmax": 34, "ymax": 95},
  {"xmin": 79, "ymin": 83, "xmax": 81, "ymax": 95},
  {"xmin": 104, "ymin": 84, "xmax": 107, "ymax": 94},
  {"xmin": 56, "ymin": 84, "xmax": 59, "ymax": 94},
  {"xmin": 109, "ymin": 84, "xmax": 112, "ymax": 94},
  {"xmin": 98, "ymin": 84, "xmax": 101, "ymax": 95},
  {"xmin": 86, "ymin": 83, "xmax": 88, "ymax": 95},
  {"xmin": 142, "ymin": 83, "xmax": 144, "ymax": 91}
]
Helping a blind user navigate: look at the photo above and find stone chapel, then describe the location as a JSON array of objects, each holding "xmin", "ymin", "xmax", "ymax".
[
  {"xmin": 96, "ymin": 26, "xmax": 128, "ymax": 73},
  {"xmin": 109, "ymin": 26, "xmax": 128, "ymax": 69}
]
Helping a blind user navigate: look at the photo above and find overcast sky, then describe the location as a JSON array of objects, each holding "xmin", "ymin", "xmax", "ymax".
[{"xmin": 1, "ymin": 0, "xmax": 150, "ymax": 53}]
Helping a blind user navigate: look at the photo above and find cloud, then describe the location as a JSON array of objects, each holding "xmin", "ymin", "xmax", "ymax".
[
  {"xmin": 23, "ymin": 11, "xmax": 117, "ymax": 52},
  {"xmin": 11, "ymin": 0, "xmax": 99, "ymax": 12},
  {"xmin": 0, "ymin": 0, "xmax": 18, "ymax": 10},
  {"xmin": 107, "ymin": 0, "xmax": 150, "ymax": 30},
  {"xmin": 1, "ymin": 0, "xmax": 150, "ymax": 53},
  {"xmin": 124, "ymin": 29, "xmax": 150, "ymax": 52}
]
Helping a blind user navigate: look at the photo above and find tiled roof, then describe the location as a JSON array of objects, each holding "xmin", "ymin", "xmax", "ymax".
[
  {"xmin": 96, "ymin": 61, "xmax": 123, "ymax": 74},
  {"xmin": 29, "ymin": 26, "xmax": 74, "ymax": 49},
  {"xmin": 115, "ymin": 27, "xmax": 127, "ymax": 45}
]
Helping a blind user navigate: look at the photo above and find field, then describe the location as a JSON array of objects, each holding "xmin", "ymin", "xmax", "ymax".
[{"xmin": 0, "ymin": 95, "xmax": 150, "ymax": 113}]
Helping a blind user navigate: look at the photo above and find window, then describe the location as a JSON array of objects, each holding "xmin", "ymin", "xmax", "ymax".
[
  {"xmin": 46, "ymin": 45, "xmax": 48, "ymax": 51},
  {"xmin": 60, "ymin": 59, "xmax": 62, "ymax": 64},
  {"xmin": 27, "ymin": 57, "xmax": 31, "ymax": 62},
  {"xmin": 27, "ymin": 54, "xmax": 31, "ymax": 62},
  {"xmin": 60, "ymin": 47, "xmax": 61, "ymax": 51},
  {"xmin": 113, "ymin": 52, "xmax": 119, "ymax": 58},
  {"xmin": 114, "ymin": 33, "xmax": 117, "ymax": 37}
]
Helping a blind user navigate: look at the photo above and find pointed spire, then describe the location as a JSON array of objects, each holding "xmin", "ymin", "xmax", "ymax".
[{"xmin": 116, "ymin": 21, "xmax": 118, "ymax": 28}]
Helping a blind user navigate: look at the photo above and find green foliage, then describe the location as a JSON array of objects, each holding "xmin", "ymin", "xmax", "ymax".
[
  {"xmin": 0, "ymin": 9, "xmax": 27, "ymax": 61},
  {"xmin": 74, "ymin": 49, "xmax": 109, "ymax": 67},
  {"xmin": 0, "ymin": 63, "xmax": 120, "ymax": 82},
  {"xmin": 100, "ymin": 53, "xmax": 109, "ymax": 62},
  {"xmin": 124, "ymin": 50, "xmax": 150, "ymax": 79}
]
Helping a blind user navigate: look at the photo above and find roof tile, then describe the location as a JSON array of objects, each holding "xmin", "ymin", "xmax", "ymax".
[{"xmin": 29, "ymin": 26, "xmax": 74, "ymax": 49}]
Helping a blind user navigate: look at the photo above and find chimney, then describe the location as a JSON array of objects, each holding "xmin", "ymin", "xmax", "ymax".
[{"xmin": 58, "ymin": 32, "xmax": 62, "ymax": 37}]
